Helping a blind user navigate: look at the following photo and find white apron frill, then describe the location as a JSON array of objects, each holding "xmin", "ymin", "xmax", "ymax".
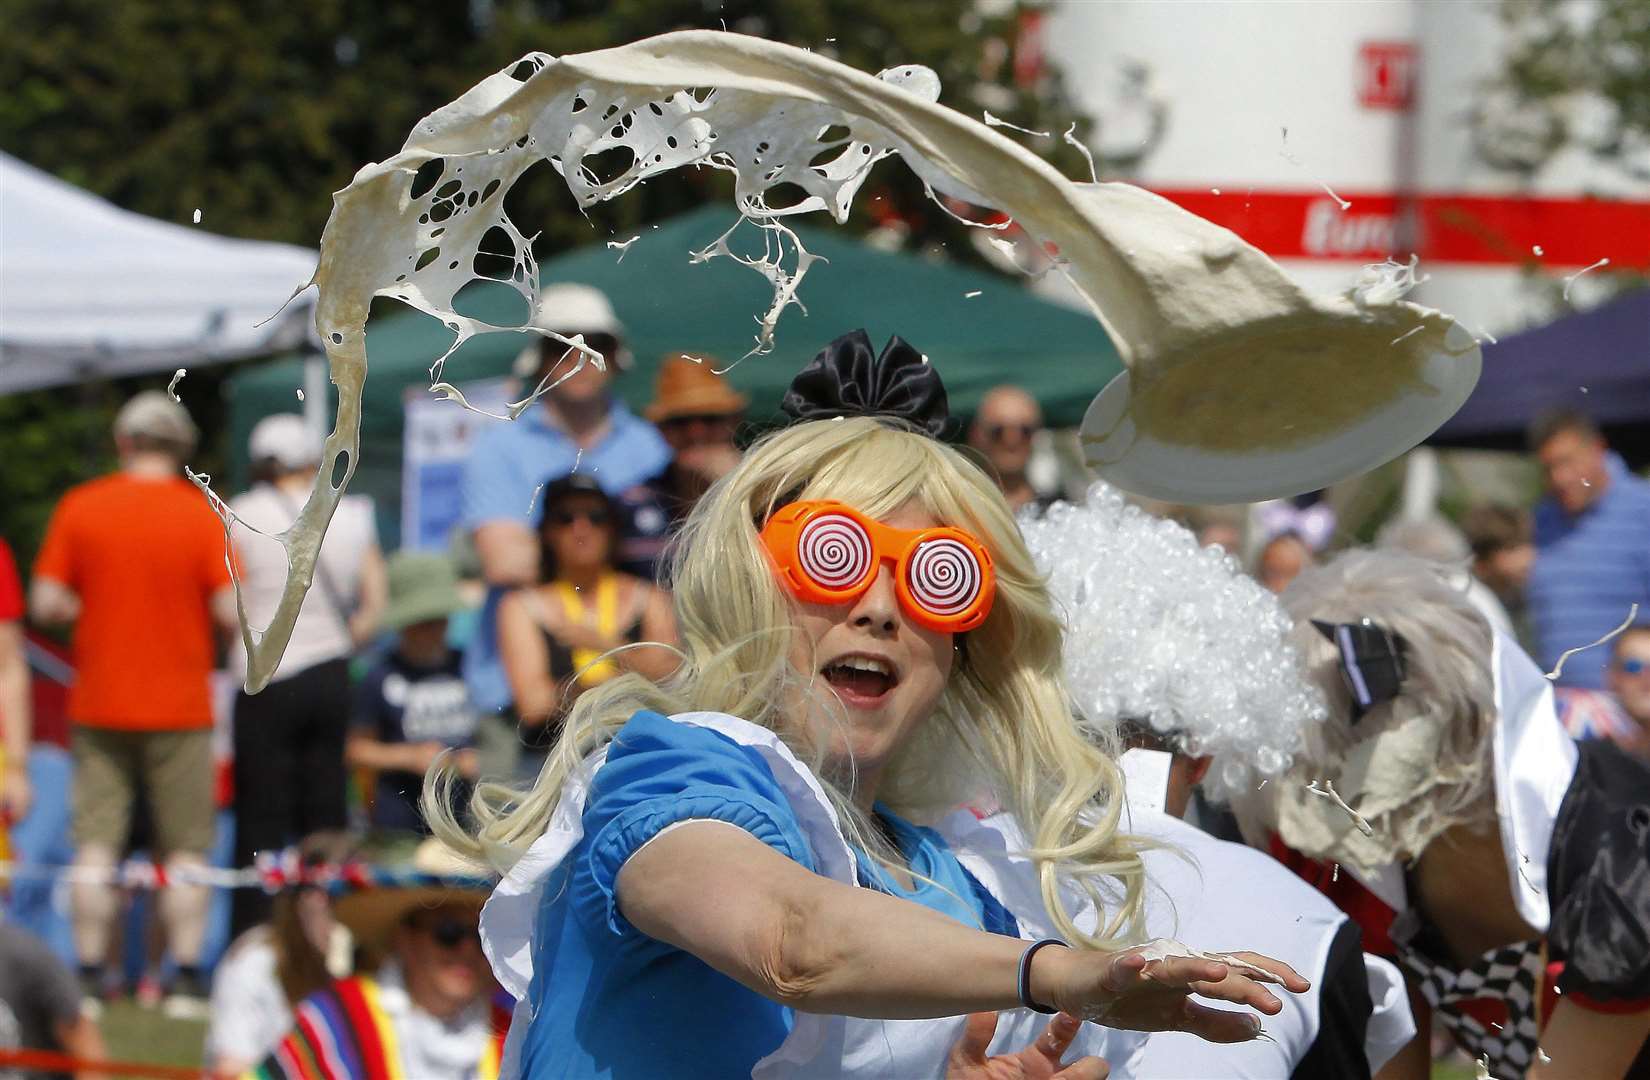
[{"xmin": 478, "ymin": 710, "xmax": 1148, "ymax": 1078}]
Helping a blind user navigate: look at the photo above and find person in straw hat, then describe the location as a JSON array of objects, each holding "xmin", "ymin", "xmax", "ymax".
[
  {"xmin": 251, "ymin": 872, "xmax": 509, "ymax": 1080},
  {"xmin": 347, "ymin": 552, "xmax": 479, "ymax": 836},
  {"xmin": 614, "ymin": 353, "xmax": 749, "ymax": 582}
]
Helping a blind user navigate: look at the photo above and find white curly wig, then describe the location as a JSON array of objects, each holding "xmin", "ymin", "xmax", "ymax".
[
  {"xmin": 1263, "ymin": 548, "xmax": 1499, "ymax": 873},
  {"xmin": 1019, "ymin": 483, "xmax": 1326, "ymax": 802}
]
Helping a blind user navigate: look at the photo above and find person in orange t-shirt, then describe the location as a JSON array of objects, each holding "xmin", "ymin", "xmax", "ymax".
[{"xmin": 30, "ymin": 389, "xmax": 237, "ymax": 1019}]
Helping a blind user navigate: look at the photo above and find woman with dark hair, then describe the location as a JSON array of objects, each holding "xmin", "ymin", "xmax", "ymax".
[
  {"xmin": 205, "ymin": 850, "xmax": 354, "ymax": 1076},
  {"xmin": 497, "ymin": 473, "xmax": 678, "ymax": 778}
]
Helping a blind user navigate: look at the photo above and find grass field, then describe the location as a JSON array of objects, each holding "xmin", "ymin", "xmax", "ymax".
[
  {"xmin": 101, "ymin": 999, "xmax": 207, "ymax": 1072},
  {"xmin": 94, "ymin": 998, "xmax": 1486, "ymax": 1079}
]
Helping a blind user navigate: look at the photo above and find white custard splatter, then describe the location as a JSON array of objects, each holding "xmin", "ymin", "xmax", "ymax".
[
  {"xmin": 1547, "ymin": 603, "xmax": 1639, "ymax": 681},
  {"xmin": 1563, "ymin": 257, "xmax": 1610, "ymax": 300},
  {"xmin": 982, "ymin": 111, "xmax": 1049, "ymax": 139}
]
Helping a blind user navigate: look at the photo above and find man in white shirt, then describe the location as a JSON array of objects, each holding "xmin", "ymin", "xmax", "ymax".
[
  {"xmin": 1019, "ymin": 485, "xmax": 1415, "ymax": 1078},
  {"xmin": 1120, "ymin": 731, "xmax": 1414, "ymax": 1078}
]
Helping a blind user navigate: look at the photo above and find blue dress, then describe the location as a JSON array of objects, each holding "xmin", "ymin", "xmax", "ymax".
[{"xmin": 513, "ymin": 710, "xmax": 1017, "ymax": 1079}]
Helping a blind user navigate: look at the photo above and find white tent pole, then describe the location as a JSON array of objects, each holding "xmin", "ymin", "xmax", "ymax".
[
  {"xmin": 302, "ymin": 350, "xmax": 328, "ymax": 439},
  {"xmin": 1399, "ymin": 447, "xmax": 1441, "ymax": 521}
]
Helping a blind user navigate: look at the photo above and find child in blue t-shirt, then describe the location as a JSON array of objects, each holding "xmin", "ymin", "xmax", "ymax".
[{"xmin": 346, "ymin": 552, "xmax": 479, "ymax": 833}]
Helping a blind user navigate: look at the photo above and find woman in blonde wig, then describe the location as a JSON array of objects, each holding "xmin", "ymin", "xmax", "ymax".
[{"xmin": 431, "ymin": 331, "xmax": 1305, "ymax": 1079}]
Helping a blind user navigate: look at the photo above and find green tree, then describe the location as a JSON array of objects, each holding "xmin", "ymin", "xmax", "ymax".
[{"xmin": 0, "ymin": 0, "xmax": 1091, "ymax": 567}]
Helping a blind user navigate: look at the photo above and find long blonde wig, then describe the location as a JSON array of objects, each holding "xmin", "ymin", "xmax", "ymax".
[
  {"xmin": 1250, "ymin": 548, "xmax": 1498, "ymax": 874},
  {"xmin": 427, "ymin": 416, "xmax": 1146, "ymax": 948}
]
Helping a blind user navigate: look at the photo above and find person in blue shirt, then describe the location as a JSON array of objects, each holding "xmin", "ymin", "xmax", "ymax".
[
  {"xmin": 1525, "ymin": 409, "xmax": 1650, "ymax": 689},
  {"xmin": 429, "ymin": 331, "xmax": 1307, "ymax": 1079},
  {"xmin": 460, "ymin": 283, "xmax": 671, "ymax": 717}
]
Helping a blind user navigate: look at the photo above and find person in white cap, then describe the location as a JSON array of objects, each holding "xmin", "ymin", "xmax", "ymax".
[
  {"xmin": 458, "ymin": 283, "xmax": 669, "ymax": 718},
  {"xmin": 226, "ymin": 413, "xmax": 387, "ymax": 939},
  {"xmin": 30, "ymin": 389, "xmax": 238, "ymax": 1018},
  {"xmin": 1018, "ymin": 485, "xmax": 1417, "ymax": 1079}
]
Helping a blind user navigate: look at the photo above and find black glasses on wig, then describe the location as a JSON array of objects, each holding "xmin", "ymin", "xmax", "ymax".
[{"xmin": 1312, "ymin": 618, "xmax": 1409, "ymax": 722}]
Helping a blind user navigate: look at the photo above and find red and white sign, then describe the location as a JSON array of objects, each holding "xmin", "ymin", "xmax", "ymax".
[
  {"xmin": 1145, "ymin": 188, "xmax": 1650, "ymax": 268},
  {"xmin": 1357, "ymin": 42, "xmax": 1417, "ymax": 110}
]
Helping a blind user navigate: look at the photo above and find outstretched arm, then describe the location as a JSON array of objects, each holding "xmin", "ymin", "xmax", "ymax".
[
  {"xmin": 618, "ymin": 819, "xmax": 1306, "ymax": 1036},
  {"xmin": 1526, "ymin": 998, "xmax": 1650, "ymax": 1080}
]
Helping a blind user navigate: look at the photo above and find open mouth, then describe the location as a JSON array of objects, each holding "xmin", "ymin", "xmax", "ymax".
[{"xmin": 821, "ymin": 654, "xmax": 900, "ymax": 706}]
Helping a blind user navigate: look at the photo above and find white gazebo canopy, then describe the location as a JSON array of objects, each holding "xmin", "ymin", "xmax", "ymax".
[{"xmin": 0, "ymin": 151, "xmax": 319, "ymax": 392}]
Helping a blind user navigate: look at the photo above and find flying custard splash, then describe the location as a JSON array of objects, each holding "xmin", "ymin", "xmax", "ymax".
[{"xmin": 240, "ymin": 30, "xmax": 1480, "ymax": 690}]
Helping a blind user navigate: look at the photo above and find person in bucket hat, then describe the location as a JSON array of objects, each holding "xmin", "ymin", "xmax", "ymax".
[{"xmin": 346, "ymin": 553, "xmax": 480, "ymax": 835}]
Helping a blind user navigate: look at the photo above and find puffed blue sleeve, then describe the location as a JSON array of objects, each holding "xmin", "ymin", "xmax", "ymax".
[{"xmin": 572, "ymin": 711, "xmax": 817, "ymax": 939}]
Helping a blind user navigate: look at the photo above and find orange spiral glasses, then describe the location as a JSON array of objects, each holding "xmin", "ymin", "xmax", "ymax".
[{"xmin": 759, "ymin": 500, "xmax": 996, "ymax": 633}]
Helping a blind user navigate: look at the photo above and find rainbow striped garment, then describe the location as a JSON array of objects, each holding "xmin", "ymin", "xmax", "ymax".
[{"xmin": 247, "ymin": 976, "xmax": 510, "ymax": 1080}]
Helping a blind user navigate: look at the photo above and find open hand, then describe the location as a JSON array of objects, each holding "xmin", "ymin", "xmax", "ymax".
[
  {"xmin": 1034, "ymin": 943, "xmax": 1309, "ymax": 1044},
  {"xmin": 945, "ymin": 1011, "xmax": 1108, "ymax": 1080}
]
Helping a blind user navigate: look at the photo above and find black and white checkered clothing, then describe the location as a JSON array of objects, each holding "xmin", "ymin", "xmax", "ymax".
[{"xmin": 1396, "ymin": 935, "xmax": 1545, "ymax": 1079}]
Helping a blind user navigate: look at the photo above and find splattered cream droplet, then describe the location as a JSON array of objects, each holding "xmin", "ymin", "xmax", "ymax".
[
  {"xmin": 167, "ymin": 368, "xmax": 186, "ymax": 402},
  {"xmin": 1547, "ymin": 603, "xmax": 1639, "ymax": 680},
  {"xmin": 607, "ymin": 235, "xmax": 640, "ymax": 262},
  {"xmin": 964, "ymin": 290, "xmax": 982, "ymax": 298},
  {"xmin": 1062, "ymin": 123, "xmax": 1098, "ymax": 184},
  {"xmin": 1307, "ymin": 778, "xmax": 1375, "ymax": 836},
  {"xmin": 1532, "ymin": 245, "xmax": 1544, "ymax": 256},
  {"xmin": 192, "ymin": 208, "xmax": 202, "ymax": 224},
  {"xmin": 1563, "ymin": 257, "xmax": 1610, "ymax": 301},
  {"xmin": 1211, "ymin": 188, "xmax": 1221, "ymax": 195},
  {"xmin": 296, "ymin": 389, "xmax": 305, "ymax": 401},
  {"xmin": 982, "ymin": 111, "xmax": 1049, "ymax": 139}
]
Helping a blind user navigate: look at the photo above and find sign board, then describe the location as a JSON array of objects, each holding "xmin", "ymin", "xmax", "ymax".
[{"xmin": 401, "ymin": 378, "xmax": 514, "ymax": 552}]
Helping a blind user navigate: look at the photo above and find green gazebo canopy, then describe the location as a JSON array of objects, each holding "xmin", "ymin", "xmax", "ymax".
[{"xmin": 228, "ymin": 206, "xmax": 1123, "ymax": 547}]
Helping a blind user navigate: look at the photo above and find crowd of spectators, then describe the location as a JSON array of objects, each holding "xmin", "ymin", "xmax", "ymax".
[{"xmin": 0, "ymin": 280, "xmax": 1645, "ymax": 1077}]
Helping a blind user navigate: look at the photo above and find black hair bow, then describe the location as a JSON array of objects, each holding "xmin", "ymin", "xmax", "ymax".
[{"xmin": 780, "ymin": 329, "xmax": 951, "ymax": 439}]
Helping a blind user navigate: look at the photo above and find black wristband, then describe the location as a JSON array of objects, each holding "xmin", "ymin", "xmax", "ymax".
[{"xmin": 1018, "ymin": 938, "xmax": 1069, "ymax": 1014}]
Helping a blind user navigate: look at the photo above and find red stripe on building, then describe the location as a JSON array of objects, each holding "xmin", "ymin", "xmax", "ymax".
[{"xmin": 1148, "ymin": 188, "xmax": 1650, "ymax": 269}]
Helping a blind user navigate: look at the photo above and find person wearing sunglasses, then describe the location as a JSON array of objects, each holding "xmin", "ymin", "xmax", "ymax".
[
  {"xmin": 254, "ymin": 884, "xmax": 511, "ymax": 1079},
  {"xmin": 459, "ymin": 284, "xmax": 672, "ymax": 722},
  {"xmin": 430, "ymin": 331, "xmax": 1307, "ymax": 1079},
  {"xmin": 1253, "ymin": 550, "xmax": 1650, "ymax": 1080},
  {"xmin": 497, "ymin": 473, "xmax": 678, "ymax": 779},
  {"xmin": 1600, "ymin": 624, "xmax": 1650, "ymax": 758},
  {"xmin": 966, "ymin": 384, "xmax": 1056, "ymax": 514}
]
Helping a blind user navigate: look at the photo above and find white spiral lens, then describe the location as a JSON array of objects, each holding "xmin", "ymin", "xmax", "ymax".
[
  {"xmin": 907, "ymin": 537, "xmax": 981, "ymax": 616},
  {"xmin": 798, "ymin": 513, "xmax": 873, "ymax": 591}
]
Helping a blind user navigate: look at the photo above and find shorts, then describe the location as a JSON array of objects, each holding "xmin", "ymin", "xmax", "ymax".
[{"xmin": 71, "ymin": 726, "xmax": 215, "ymax": 856}]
